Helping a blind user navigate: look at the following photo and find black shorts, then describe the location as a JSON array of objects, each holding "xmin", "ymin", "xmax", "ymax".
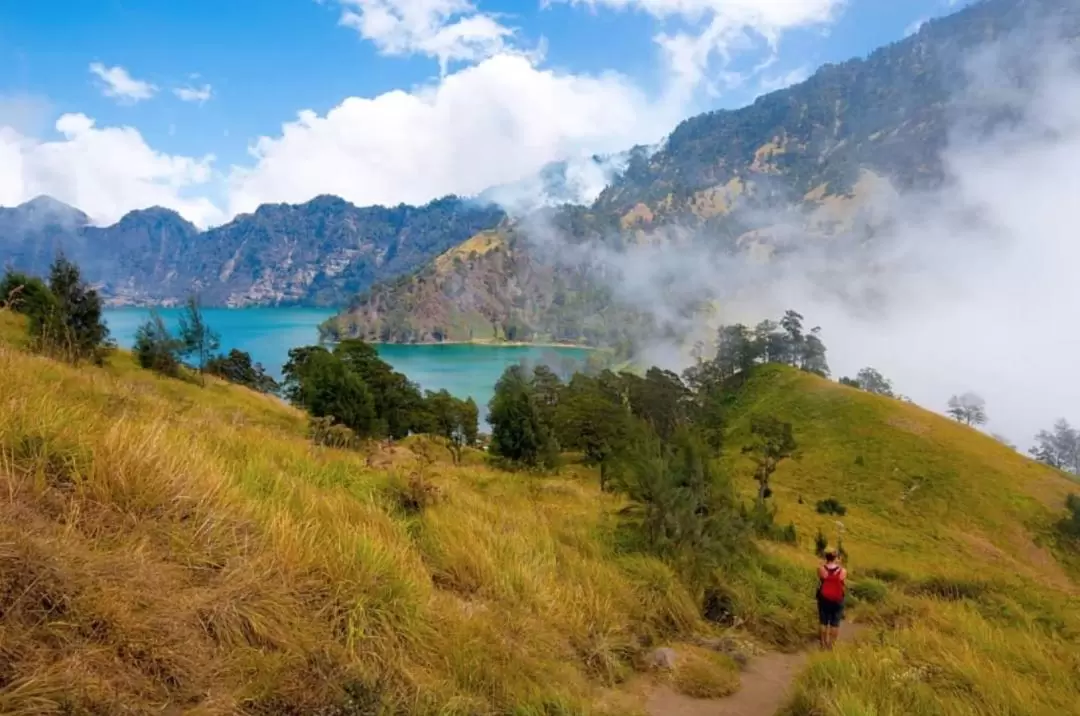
[{"xmin": 817, "ymin": 597, "xmax": 844, "ymax": 627}]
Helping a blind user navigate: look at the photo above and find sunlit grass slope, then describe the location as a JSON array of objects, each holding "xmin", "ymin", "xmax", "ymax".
[
  {"xmin": 0, "ymin": 309, "xmax": 705, "ymax": 715},
  {"xmin": 3, "ymin": 306, "xmax": 1078, "ymax": 715},
  {"xmin": 719, "ymin": 365, "xmax": 1080, "ymax": 716}
]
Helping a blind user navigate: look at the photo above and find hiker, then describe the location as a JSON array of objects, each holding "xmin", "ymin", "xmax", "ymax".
[{"xmin": 816, "ymin": 549, "xmax": 846, "ymax": 650}]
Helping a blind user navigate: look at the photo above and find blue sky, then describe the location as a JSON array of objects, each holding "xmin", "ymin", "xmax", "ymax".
[{"xmin": 0, "ymin": 0, "xmax": 970, "ymax": 226}]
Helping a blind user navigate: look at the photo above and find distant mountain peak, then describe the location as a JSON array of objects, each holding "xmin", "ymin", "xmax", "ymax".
[
  {"xmin": 301, "ymin": 194, "xmax": 353, "ymax": 212},
  {"xmin": 113, "ymin": 206, "xmax": 198, "ymax": 233},
  {"xmin": 15, "ymin": 195, "xmax": 89, "ymax": 226},
  {"xmin": 18, "ymin": 195, "xmax": 73, "ymax": 211}
]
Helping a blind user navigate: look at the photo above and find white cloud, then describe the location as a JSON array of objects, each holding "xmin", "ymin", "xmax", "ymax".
[
  {"xmin": 905, "ymin": 17, "xmax": 927, "ymax": 37},
  {"xmin": 0, "ymin": 113, "xmax": 222, "ymax": 228},
  {"xmin": 0, "ymin": 0, "xmax": 840, "ymax": 228},
  {"xmin": 756, "ymin": 65, "xmax": 810, "ymax": 95},
  {"xmin": 88, "ymin": 63, "xmax": 158, "ymax": 103},
  {"xmin": 553, "ymin": 0, "xmax": 843, "ymax": 91},
  {"xmin": 333, "ymin": 0, "xmax": 516, "ymax": 73},
  {"xmin": 173, "ymin": 83, "xmax": 213, "ymax": 104},
  {"xmin": 523, "ymin": 25, "xmax": 1080, "ymax": 448},
  {"xmin": 227, "ymin": 52, "xmax": 680, "ymax": 216}
]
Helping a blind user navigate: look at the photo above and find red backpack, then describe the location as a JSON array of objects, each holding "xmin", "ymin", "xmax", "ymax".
[{"xmin": 820, "ymin": 565, "xmax": 845, "ymax": 603}]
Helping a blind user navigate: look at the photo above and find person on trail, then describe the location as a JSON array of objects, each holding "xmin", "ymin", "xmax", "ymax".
[{"xmin": 816, "ymin": 550, "xmax": 846, "ymax": 650}]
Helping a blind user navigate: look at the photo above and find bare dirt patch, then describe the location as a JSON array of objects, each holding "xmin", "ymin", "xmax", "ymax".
[{"xmin": 644, "ymin": 622, "xmax": 865, "ymax": 716}]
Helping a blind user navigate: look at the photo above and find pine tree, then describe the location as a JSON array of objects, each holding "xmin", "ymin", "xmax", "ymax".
[
  {"xmin": 178, "ymin": 294, "xmax": 220, "ymax": 385},
  {"xmin": 39, "ymin": 256, "xmax": 111, "ymax": 364},
  {"xmin": 488, "ymin": 365, "xmax": 556, "ymax": 468}
]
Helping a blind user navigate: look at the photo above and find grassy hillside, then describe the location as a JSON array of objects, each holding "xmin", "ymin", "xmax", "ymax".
[
  {"xmin": 1, "ymin": 309, "xmax": 1078, "ymax": 715},
  {"xmin": 723, "ymin": 366, "xmax": 1080, "ymax": 715},
  {"xmin": 0, "ymin": 310, "xmax": 710, "ymax": 714}
]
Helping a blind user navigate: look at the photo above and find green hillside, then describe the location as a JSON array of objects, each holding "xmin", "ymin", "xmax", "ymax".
[
  {"xmin": 726, "ymin": 366, "xmax": 1080, "ymax": 715},
  {"xmin": 1, "ymin": 309, "xmax": 1078, "ymax": 715}
]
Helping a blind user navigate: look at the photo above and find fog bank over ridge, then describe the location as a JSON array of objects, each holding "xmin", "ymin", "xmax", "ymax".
[{"xmin": 520, "ymin": 21, "xmax": 1080, "ymax": 449}]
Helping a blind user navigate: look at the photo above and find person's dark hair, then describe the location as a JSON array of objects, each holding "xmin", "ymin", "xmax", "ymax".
[{"xmin": 824, "ymin": 550, "xmax": 837, "ymax": 562}]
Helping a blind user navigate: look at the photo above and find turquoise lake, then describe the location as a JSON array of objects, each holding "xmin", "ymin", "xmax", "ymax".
[{"xmin": 103, "ymin": 308, "xmax": 590, "ymax": 421}]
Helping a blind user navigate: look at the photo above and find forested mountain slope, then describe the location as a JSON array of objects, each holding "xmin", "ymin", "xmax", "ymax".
[
  {"xmin": 328, "ymin": 0, "xmax": 1080, "ymax": 349},
  {"xmin": 0, "ymin": 195, "xmax": 505, "ymax": 307}
]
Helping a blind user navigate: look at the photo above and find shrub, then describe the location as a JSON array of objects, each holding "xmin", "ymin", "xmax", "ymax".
[
  {"xmin": 815, "ymin": 497, "xmax": 847, "ymax": 516},
  {"xmin": 133, "ymin": 310, "xmax": 183, "ymax": 377},
  {"xmin": 849, "ymin": 578, "xmax": 889, "ymax": 604},
  {"xmin": 286, "ymin": 348, "xmax": 376, "ymax": 438},
  {"xmin": 396, "ymin": 474, "xmax": 443, "ymax": 515},
  {"xmin": 2, "ymin": 261, "xmax": 112, "ymax": 364},
  {"xmin": 205, "ymin": 349, "xmax": 279, "ymax": 393},
  {"xmin": 0, "ymin": 271, "xmax": 54, "ymax": 317},
  {"xmin": 774, "ymin": 522, "xmax": 798, "ymax": 544},
  {"xmin": 701, "ymin": 585, "xmax": 736, "ymax": 625},
  {"xmin": 1060, "ymin": 494, "xmax": 1080, "ymax": 540},
  {"xmin": 745, "ymin": 501, "xmax": 795, "ymax": 543},
  {"xmin": 308, "ymin": 416, "xmax": 359, "ymax": 449}
]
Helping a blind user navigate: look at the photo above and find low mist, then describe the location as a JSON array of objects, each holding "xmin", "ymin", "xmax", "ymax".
[{"xmin": 515, "ymin": 21, "xmax": 1080, "ymax": 450}]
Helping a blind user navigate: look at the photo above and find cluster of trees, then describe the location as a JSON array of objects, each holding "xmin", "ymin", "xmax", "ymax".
[
  {"xmin": 686, "ymin": 310, "xmax": 829, "ymax": 385},
  {"xmin": 1033, "ymin": 421, "xmax": 1080, "ymax": 542},
  {"xmin": 283, "ymin": 339, "xmax": 478, "ymax": 456},
  {"xmin": 205, "ymin": 350, "xmax": 280, "ymax": 394},
  {"xmin": 485, "ymin": 313, "xmax": 819, "ymax": 572},
  {"xmin": 1030, "ymin": 419, "xmax": 1080, "ymax": 474},
  {"xmin": 839, "ymin": 368, "xmax": 993, "ymax": 429},
  {"xmin": 947, "ymin": 392, "xmax": 988, "ymax": 427},
  {"xmin": 840, "ymin": 367, "xmax": 894, "ymax": 396},
  {"xmin": 1, "ymin": 258, "xmax": 113, "ymax": 364},
  {"xmin": 1, "ymin": 257, "xmax": 278, "ymax": 395},
  {"xmin": 488, "ymin": 362, "xmax": 755, "ymax": 566},
  {"xmin": 488, "ymin": 310, "xmax": 824, "ymax": 477},
  {"xmin": 132, "ymin": 296, "xmax": 278, "ymax": 393}
]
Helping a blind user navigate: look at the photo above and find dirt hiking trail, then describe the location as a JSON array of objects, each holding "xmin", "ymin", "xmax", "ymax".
[{"xmin": 646, "ymin": 621, "xmax": 864, "ymax": 716}]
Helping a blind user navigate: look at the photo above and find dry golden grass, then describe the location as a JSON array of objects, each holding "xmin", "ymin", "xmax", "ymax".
[
  {"xmin": 668, "ymin": 647, "xmax": 741, "ymax": 699},
  {"xmin": 0, "ymin": 310, "xmax": 712, "ymax": 715},
  {"xmin": 2, "ymin": 309, "xmax": 1078, "ymax": 715},
  {"xmin": 433, "ymin": 230, "xmax": 505, "ymax": 273}
]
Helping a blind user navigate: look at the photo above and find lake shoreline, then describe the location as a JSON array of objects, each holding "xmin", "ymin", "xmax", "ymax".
[
  {"xmin": 363, "ymin": 339, "xmax": 599, "ymax": 351},
  {"xmin": 103, "ymin": 308, "xmax": 596, "ymax": 423}
]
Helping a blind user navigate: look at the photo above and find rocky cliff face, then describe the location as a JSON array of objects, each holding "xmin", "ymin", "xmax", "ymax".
[{"xmin": 0, "ymin": 195, "xmax": 505, "ymax": 307}]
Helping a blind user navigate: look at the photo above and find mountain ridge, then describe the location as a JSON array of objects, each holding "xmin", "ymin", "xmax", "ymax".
[
  {"xmin": 3, "ymin": 0, "xmax": 1075, "ymax": 321},
  {"xmin": 0, "ymin": 193, "xmax": 506, "ymax": 308},
  {"xmin": 326, "ymin": 0, "xmax": 1080, "ymax": 351}
]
